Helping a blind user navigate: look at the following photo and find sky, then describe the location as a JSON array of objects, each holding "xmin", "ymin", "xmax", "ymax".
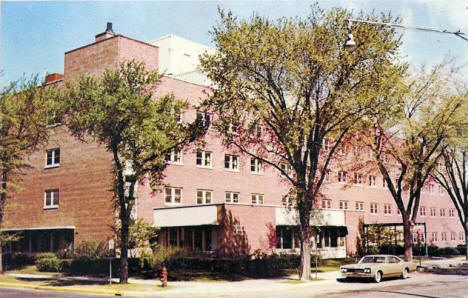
[{"xmin": 1, "ymin": 0, "xmax": 467, "ymax": 87}]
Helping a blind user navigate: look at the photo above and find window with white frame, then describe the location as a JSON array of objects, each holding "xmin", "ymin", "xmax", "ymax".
[
  {"xmin": 165, "ymin": 149, "xmax": 183, "ymax": 165},
  {"xmin": 438, "ymin": 185, "xmax": 444, "ymax": 194},
  {"xmin": 251, "ymin": 193, "xmax": 264, "ymax": 205},
  {"xmin": 196, "ymin": 151, "xmax": 212, "ymax": 168},
  {"xmin": 224, "ymin": 154, "xmax": 239, "ymax": 171},
  {"xmin": 449, "ymin": 208, "xmax": 455, "ymax": 217},
  {"xmin": 355, "ymin": 201, "xmax": 364, "ymax": 211},
  {"xmin": 165, "ymin": 187, "xmax": 182, "ymax": 204},
  {"xmin": 368, "ymin": 175, "xmax": 376, "ymax": 187},
  {"xmin": 338, "ymin": 171, "xmax": 347, "ymax": 183},
  {"xmin": 384, "ymin": 204, "xmax": 392, "ymax": 215},
  {"xmin": 323, "ymin": 139, "xmax": 330, "ymax": 151},
  {"xmin": 280, "ymin": 163, "xmax": 292, "ymax": 176},
  {"xmin": 354, "ymin": 173, "xmax": 363, "ymax": 185},
  {"xmin": 429, "ymin": 184, "xmax": 434, "ymax": 194},
  {"xmin": 197, "ymin": 189, "xmax": 213, "ymax": 204},
  {"xmin": 451, "ymin": 232, "xmax": 456, "ymax": 241},
  {"xmin": 440, "ymin": 208, "xmax": 446, "ymax": 217},
  {"xmin": 419, "ymin": 206, "xmax": 426, "ymax": 217},
  {"xmin": 225, "ymin": 191, "xmax": 239, "ymax": 203},
  {"xmin": 370, "ymin": 203, "xmax": 378, "ymax": 214},
  {"xmin": 282, "ymin": 195, "xmax": 293, "ymax": 207},
  {"xmin": 44, "ymin": 189, "xmax": 59, "ymax": 209},
  {"xmin": 430, "ymin": 207, "xmax": 436, "ymax": 217},
  {"xmin": 441, "ymin": 232, "xmax": 447, "ymax": 241},
  {"xmin": 460, "ymin": 231, "xmax": 465, "ymax": 241},
  {"xmin": 431, "ymin": 232, "xmax": 438, "ymax": 242},
  {"xmin": 250, "ymin": 158, "xmax": 263, "ymax": 174},
  {"xmin": 196, "ymin": 111, "xmax": 210, "ymax": 128},
  {"xmin": 339, "ymin": 200, "xmax": 348, "ymax": 210},
  {"xmin": 322, "ymin": 199, "xmax": 332, "ymax": 209},
  {"xmin": 325, "ymin": 170, "xmax": 331, "ymax": 182},
  {"xmin": 45, "ymin": 148, "xmax": 60, "ymax": 168}
]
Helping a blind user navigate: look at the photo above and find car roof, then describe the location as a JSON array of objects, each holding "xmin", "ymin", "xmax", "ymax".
[{"xmin": 363, "ymin": 255, "xmax": 399, "ymax": 258}]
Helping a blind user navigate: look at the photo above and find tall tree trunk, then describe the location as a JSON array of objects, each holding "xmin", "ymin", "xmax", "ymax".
[
  {"xmin": 0, "ymin": 243, "xmax": 3, "ymax": 274},
  {"xmin": 403, "ymin": 220, "xmax": 414, "ymax": 262},
  {"xmin": 299, "ymin": 223, "xmax": 312, "ymax": 281},
  {"xmin": 465, "ymin": 218, "xmax": 468, "ymax": 261},
  {"xmin": 120, "ymin": 216, "xmax": 129, "ymax": 283}
]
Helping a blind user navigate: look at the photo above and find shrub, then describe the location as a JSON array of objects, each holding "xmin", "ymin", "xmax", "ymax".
[
  {"xmin": 74, "ymin": 241, "xmax": 110, "ymax": 260},
  {"xmin": 35, "ymin": 252, "xmax": 56, "ymax": 261},
  {"xmin": 36, "ymin": 255, "xmax": 62, "ymax": 272},
  {"xmin": 4, "ymin": 253, "xmax": 36, "ymax": 269},
  {"xmin": 153, "ymin": 246, "xmax": 185, "ymax": 270}
]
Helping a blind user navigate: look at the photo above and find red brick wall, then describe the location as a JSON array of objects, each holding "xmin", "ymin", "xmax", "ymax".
[{"xmin": 2, "ymin": 126, "xmax": 115, "ymax": 244}]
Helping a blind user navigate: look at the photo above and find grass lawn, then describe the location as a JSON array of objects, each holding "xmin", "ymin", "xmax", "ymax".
[{"xmin": 7, "ymin": 265, "xmax": 61, "ymax": 276}]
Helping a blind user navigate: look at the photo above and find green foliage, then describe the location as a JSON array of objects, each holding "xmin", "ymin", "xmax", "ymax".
[
  {"xmin": 35, "ymin": 255, "xmax": 62, "ymax": 272},
  {"xmin": 200, "ymin": 5, "xmax": 406, "ymax": 278},
  {"xmin": 129, "ymin": 219, "xmax": 159, "ymax": 251},
  {"xmin": 153, "ymin": 246, "xmax": 185, "ymax": 270},
  {"xmin": 73, "ymin": 241, "xmax": 110, "ymax": 260}
]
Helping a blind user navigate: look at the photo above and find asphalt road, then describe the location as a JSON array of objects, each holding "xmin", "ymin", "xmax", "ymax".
[{"xmin": 0, "ymin": 288, "xmax": 111, "ymax": 298}]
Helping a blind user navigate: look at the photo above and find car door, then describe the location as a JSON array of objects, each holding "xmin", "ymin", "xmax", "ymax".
[{"xmin": 388, "ymin": 256, "xmax": 402, "ymax": 276}]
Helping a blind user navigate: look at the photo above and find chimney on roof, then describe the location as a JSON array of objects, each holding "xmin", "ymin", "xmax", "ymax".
[{"xmin": 95, "ymin": 22, "xmax": 115, "ymax": 42}]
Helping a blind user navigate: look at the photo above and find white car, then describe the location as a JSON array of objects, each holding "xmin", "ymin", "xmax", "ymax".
[{"xmin": 340, "ymin": 255, "xmax": 418, "ymax": 283}]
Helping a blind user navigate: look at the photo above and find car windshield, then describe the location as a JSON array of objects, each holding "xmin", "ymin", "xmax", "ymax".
[{"xmin": 360, "ymin": 256, "xmax": 386, "ymax": 264}]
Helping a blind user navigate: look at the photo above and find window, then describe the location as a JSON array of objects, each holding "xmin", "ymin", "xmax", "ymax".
[
  {"xmin": 196, "ymin": 111, "xmax": 210, "ymax": 128},
  {"xmin": 441, "ymin": 232, "xmax": 447, "ymax": 241},
  {"xmin": 397, "ymin": 208, "xmax": 401, "ymax": 215},
  {"xmin": 430, "ymin": 207, "xmax": 436, "ymax": 217},
  {"xmin": 196, "ymin": 151, "xmax": 212, "ymax": 168},
  {"xmin": 339, "ymin": 200, "xmax": 348, "ymax": 210},
  {"xmin": 253, "ymin": 124, "xmax": 262, "ymax": 138},
  {"xmin": 382, "ymin": 177, "xmax": 387, "ymax": 188},
  {"xmin": 338, "ymin": 171, "xmax": 347, "ymax": 183},
  {"xmin": 321, "ymin": 199, "xmax": 332, "ymax": 209},
  {"xmin": 325, "ymin": 170, "xmax": 331, "ymax": 182},
  {"xmin": 384, "ymin": 204, "xmax": 392, "ymax": 215},
  {"xmin": 370, "ymin": 203, "xmax": 378, "ymax": 214},
  {"xmin": 280, "ymin": 163, "xmax": 292, "ymax": 176},
  {"xmin": 419, "ymin": 206, "xmax": 426, "ymax": 217},
  {"xmin": 431, "ymin": 232, "xmax": 438, "ymax": 242},
  {"xmin": 438, "ymin": 185, "xmax": 444, "ymax": 195},
  {"xmin": 44, "ymin": 189, "xmax": 59, "ymax": 209},
  {"xmin": 413, "ymin": 233, "xmax": 419, "ymax": 243},
  {"xmin": 165, "ymin": 149, "xmax": 182, "ymax": 165},
  {"xmin": 197, "ymin": 189, "xmax": 213, "ymax": 204},
  {"xmin": 429, "ymin": 184, "xmax": 434, "ymax": 194},
  {"xmin": 282, "ymin": 195, "xmax": 293, "ymax": 207},
  {"xmin": 225, "ymin": 191, "xmax": 239, "ymax": 203},
  {"xmin": 323, "ymin": 139, "xmax": 330, "ymax": 151},
  {"xmin": 460, "ymin": 231, "xmax": 465, "ymax": 241},
  {"xmin": 165, "ymin": 187, "xmax": 182, "ymax": 204},
  {"xmin": 355, "ymin": 201, "xmax": 364, "ymax": 211},
  {"xmin": 251, "ymin": 193, "xmax": 264, "ymax": 205},
  {"xmin": 224, "ymin": 154, "xmax": 239, "ymax": 171},
  {"xmin": 440, "ymin": 208, "xmax": 446, "ymax": 217},
  {"xmin": 451, "ymin": 232, "xmax": 457, "ymax": 241},
  {"xmin": 250, "ymin": 158, "xmax": 263, "ymax": 174},
  {"xmin": 368, "ymin": 175, "xmax": 376, "ymax": 187},
  {"xmin": 449, "ymin": 209, "xmax": 455, "ymax": 217},
  {"xmin": 354, "ymin": 173, "xmax": 363, "ymax": 185},
  {"xmin": 45, "ymin": 148, "xmax": 60, "ymax": 168}
]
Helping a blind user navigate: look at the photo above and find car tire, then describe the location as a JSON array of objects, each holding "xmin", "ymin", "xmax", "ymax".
[
  {"xmin": 374, "ymin": 271, "xmax": 382, "ymax": 283},
  {"xmin": 402, "ymin": 268, "xmax": 409, "ymax": 279}
]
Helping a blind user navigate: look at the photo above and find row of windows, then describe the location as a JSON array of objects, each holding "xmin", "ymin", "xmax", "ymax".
[
  {"xmin": 164, "ymin": 187, "xmax": 265, "ymax": 205},
  {"xmin": 429, "ymin": 231, "xmax": 465, "ymax": 242},
  {"xmin": 321, "ymin": 199, "xmax": 456, "ymax": 218}
]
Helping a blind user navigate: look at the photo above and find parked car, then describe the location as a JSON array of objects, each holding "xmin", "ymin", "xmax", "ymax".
[{"xmin": 340, "ymin": 255, "xmax": 417, "ymax": 283}]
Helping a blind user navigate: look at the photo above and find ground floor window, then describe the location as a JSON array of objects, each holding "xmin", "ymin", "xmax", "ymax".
[{"xmin": 160, "ymin": 226, "xmax": 213, "ymax": 252}]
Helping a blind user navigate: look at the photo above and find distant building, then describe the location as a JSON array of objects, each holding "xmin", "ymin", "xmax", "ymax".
[{"xmin": 1, "ymin": 24, "xmax": 464, "ymax": 259}]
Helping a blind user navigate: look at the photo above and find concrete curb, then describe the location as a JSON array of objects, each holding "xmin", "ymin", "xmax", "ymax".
[{"xmin": 0, "ymin": 282, "xmax": 121, "ymax": 296}]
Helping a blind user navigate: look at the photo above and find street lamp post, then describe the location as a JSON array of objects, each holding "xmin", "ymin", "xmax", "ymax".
[{"xmin": 345, "ymin": 18, "xmax": 468, "ymax": 51}]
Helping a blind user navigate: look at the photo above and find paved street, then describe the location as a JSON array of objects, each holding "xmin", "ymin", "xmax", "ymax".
[{"xmin": 0, "ymin": 287, "xmax": 109, "ymax": 298}]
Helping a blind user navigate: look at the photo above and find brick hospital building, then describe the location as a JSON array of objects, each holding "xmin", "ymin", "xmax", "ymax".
[{"xmin": 2, "ymin": 24, "xmax": 465, "ymax": 259}]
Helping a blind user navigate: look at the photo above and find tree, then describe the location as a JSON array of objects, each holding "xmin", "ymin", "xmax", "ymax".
[
  {"xmin": 64, "ymin": 61, "xmax": 205, "ymax": 283},
  {"xmin": 363, "ymin": 64, "xmax": 464, "ymax": 261},
  {"xmin": 200, "ymin": 6, "xmax": 405, "ymax": 280},
  {"xmin": 433, "ymin": 96, "xmax": 468, "ymax": 259},
  {"xmin": 0, "ymin": 76, "xmax": 57, "ymax": 273}
]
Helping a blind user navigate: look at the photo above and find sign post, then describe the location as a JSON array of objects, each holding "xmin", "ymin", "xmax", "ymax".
[{"xmin": 108, "ymin": 239, "xmax": 115, "ymax": 285}]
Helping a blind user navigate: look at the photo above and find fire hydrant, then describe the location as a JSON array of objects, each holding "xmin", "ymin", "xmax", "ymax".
[{"xmin": 160, "ymin": 266, "xmax": 168, "ymax": 287}]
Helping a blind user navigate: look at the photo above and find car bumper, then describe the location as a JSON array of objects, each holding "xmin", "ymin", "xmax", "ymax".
[{"xmin": 341, "ymin": 272, "xmax": 373, "ymax": 278}]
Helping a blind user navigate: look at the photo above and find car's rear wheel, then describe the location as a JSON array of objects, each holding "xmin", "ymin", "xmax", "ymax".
[
  {"xmin": 374, "ymin": 271, "xmax": 382, "ymax": 283},
  {"xmin": 402, "ymin": 268, "xmax": 409, "ymax": 279}
]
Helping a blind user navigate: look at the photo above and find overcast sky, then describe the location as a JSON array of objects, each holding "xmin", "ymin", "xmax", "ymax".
[{"xmin": 1, "ymin": 0, "xmax": 467, "ymax": 86}]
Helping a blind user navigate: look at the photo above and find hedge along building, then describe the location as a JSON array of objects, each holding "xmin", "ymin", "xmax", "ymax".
[{"xmin": 1, "ymin": 24, "xmax": 464, "ymax": 259}]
